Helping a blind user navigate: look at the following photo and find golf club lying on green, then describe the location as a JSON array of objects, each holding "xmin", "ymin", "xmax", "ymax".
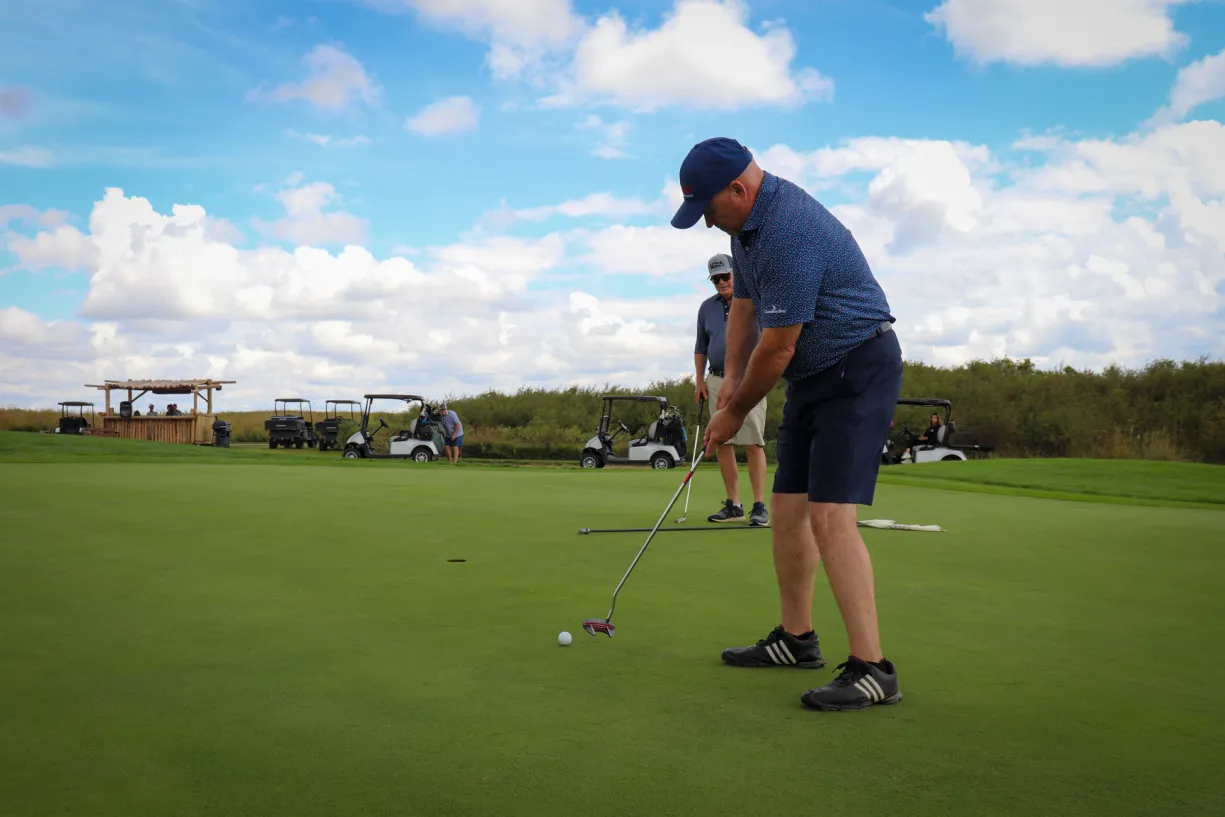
[{"xmin": 579, "ymin": 518, "xmax": 944, "ymax": 534}]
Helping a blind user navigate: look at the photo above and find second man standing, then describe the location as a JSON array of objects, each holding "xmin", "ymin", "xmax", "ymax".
[{"xmin": 694, "ymin": 253, "xmax": 770, "ymax": 527}]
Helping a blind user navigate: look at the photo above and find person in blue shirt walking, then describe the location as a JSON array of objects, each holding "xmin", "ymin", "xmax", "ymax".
[{"xmin": 671, "ymin": 137, "xmax": 905, "ymax": 712}]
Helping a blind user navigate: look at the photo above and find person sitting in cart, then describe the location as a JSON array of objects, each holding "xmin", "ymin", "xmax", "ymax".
[
  {"xmin": 439, "ymin": 402, "xmax": 463, "ymax": 465},
  {"xmin": 918, "ymin": 413, "xmax": 942, "ymax": 444},
  {"xmin": 904, "ymin": 413, "xmax": 943, "ymax": 460}
]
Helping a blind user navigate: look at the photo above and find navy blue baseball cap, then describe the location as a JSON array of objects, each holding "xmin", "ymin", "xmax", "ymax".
[{"xmin": 670, "ymin": 137, "xmax": 753, "ymax": 229}]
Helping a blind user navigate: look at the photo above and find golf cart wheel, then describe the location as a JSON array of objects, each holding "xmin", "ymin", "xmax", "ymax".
[
  {"xmin": 342, "ymin": 447, "xmax": 361, "ymax": 459},
  {"xmin": 580, "ymin": 450, "xmax": 602, "ymax": 469},
  {"xmin": 413, "ymin": 448, "xmax": 432, "ymax": 463},
  {"xmin": 941, "ymin": 454, "xmax": 962, "ymax": 461},
  {"xmin": 650, "ymin": 452, "xmax": 674, "ymax": 469}
]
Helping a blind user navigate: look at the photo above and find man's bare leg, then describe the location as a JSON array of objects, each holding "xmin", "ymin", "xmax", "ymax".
[
  {"xmin": 809, "ymin": 502, "xmax": 882, "ymax": 662},
  {"xmin": 771, "ymin": 493, "xmax": 821, "ymax": 636},
  {"xmin": 716, "ymin": 442, "xmax": 740, "ymax": 505},
  {"xmin": 746, "ymin": 445, "xmax": 767, "ymax": 505}
]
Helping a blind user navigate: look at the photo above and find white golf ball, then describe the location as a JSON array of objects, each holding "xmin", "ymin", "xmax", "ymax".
[{"xmin": 558, "ymin": 631, "xmax": 572, "ymax": 646}]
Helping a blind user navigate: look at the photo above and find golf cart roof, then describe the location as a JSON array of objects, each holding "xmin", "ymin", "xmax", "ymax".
[
  {"xmin": 600, "ymin": 394, "xmax": 668, "ymax": 403},
  {"xmin": 58, "ymin": 401, "xmax": 94, "ymax": 407},
  {"xmin": 897, "ymin": 398, "xmax": 952, "ymax": 409},
  {"xmin": 363, "ymin": 393, "xmax": 426, "ymax": 402},
  {"xmin": 326, "ymin": 399, "xmax": 363, "ymax": 405},
  {"xmin": 275, "ymin": 397, "xmax": 311, "ymax": 403}
]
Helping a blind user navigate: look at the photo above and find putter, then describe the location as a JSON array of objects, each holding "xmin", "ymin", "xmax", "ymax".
[
  {"xmin": 583, "ymin": 449, "xmax": 706, "ymax": 638},
  {"xmin": 675, "ymin": 395, "xmax": 706, "ymax": 524}
]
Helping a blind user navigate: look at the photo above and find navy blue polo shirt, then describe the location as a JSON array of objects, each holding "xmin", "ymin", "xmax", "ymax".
[
  {"xmin": 694, "ymin": 293, "xmax": 731, "ymax": 373},
  {"xmin": 730, "ymin": 172, "xmax": 894, "ymax": 382}
]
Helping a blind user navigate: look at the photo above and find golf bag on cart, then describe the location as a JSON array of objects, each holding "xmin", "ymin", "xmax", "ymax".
[
  {"xmin": 412, "ymin": 405, "xmax": 447, "ymax": 451},
  {"xmin": 651, "ymin": 406, "xmax": 688, "ymax": 461}
]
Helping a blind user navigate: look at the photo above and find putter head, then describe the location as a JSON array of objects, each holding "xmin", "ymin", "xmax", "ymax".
[{"xmin": 582, "ymin": 619, "xmax": 615, "ymax": 638}]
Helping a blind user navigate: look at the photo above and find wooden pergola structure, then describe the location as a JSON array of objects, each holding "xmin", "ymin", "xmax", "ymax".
[{"xmin": 84, "ymin": 378, "xmax": 236, "ymax": 445}]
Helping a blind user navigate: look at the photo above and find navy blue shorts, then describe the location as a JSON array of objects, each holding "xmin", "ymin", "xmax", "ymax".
[
  {"xmin": 773, "ymin": 328, "xmax": 903, "ymax": 505},
  {"xmin": 446, "ymin": 435, "xmax": 463, "ymax": 448}
]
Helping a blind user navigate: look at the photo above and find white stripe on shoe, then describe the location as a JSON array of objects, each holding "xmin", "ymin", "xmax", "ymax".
[
  {"xmin": 853, "ymin": 675, "xmax": 886, "ymax": 701},
  {"xmin": 765, "ymin": 642, "xmax": 796, "ymax": 665}
]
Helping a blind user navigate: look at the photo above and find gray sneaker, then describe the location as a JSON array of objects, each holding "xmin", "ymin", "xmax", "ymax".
[
  {"xmin": 707, "ymin": 499, "xmax": 744, "ymax": 523},
  {"xmin": 749, "ymin": 501, "xmax": 769, "ymax": 527}
]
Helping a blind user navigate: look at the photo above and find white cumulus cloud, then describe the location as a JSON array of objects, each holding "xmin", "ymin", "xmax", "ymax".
[
  {"xmin": 250, "ymin": 175, "xmax": 369, "ymax": 247},
  {"xmin": 359, "ymin": 0, "xmax": 831, "ymax": 113},
  {"xmin": 362, "ymin": 0, "xmax": 585, "ymax": 78},
  {"xmin": 544, "ymin": 0, "xmax": 833, "ymax": 111},
  {"xmin": 925, "ymin": 0, "xmax": 1192, "ymax": 67},
  {"xmin": 405, "ymin": 95, "xmax": 481, "ymax": 136},
  {"xmin": 250, "ymin": 44, "xmax": 381, "ymax": 110},
  {"xmin": 754, "ymin": 120, "xmax": 1224, "ymax": 369},
  {"xmin": 1147, "ymin": 47, "xmax": 1225, "ymax": 126}
]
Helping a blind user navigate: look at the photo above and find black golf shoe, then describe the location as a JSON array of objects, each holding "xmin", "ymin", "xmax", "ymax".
[
  {"xmin": 748, "ymin": 501, "xmax": 770, "ymax": 527},
  {"xmin": 708, "ymin": 499, "xmax": 745, "ymax": 523},
  {"xmin": 721, "ymin": 625, "xmax": 826, "ymax": 669},
  {"xmin": 800, "ymin": 656, "xmax": 902, "ymax": 711}
]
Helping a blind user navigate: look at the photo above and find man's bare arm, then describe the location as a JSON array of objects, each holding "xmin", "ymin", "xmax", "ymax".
[{"xmin": 725, "ymin": 323, "xmax": 801, "ymax": 418}]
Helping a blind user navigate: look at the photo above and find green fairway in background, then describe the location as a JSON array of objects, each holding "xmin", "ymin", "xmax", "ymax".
[{"xmin": 1, "ymin": 437, "xmax": 1222, "ymax": 816}]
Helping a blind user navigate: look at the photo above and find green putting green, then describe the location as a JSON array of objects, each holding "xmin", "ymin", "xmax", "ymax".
[{"xmin": 1, "ymin": 435, "xmax": 1222, "ymax": 816}]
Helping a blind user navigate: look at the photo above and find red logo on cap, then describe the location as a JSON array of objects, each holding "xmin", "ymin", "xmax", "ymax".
[{"xmin": 681, "ymin": 184, "xmax": 693, "ymax": 198}]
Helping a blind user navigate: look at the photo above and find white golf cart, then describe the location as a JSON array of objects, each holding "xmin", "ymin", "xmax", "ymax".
[
  {"xmin": 341, "ymin": 393, "xmax": 444, "ymax": 462},
  {"xmin": 580, "ymin": 394, "xmax": 688, "ymax": 470},
  {"xmin": 883, "ymin": 397, "xmax": 994, "ymax": 464}
]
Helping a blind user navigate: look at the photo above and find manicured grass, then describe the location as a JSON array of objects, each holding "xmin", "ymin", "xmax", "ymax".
[
  {"xmin": 1, "ymin": 436, "xmax": 1222, "ymax": 815},
  {"xmin": 878, "ymin": 457, "xmax": 1225, "ymax": 509}
]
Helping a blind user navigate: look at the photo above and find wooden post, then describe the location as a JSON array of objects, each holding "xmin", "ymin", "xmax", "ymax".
[
  {"xmin": 105, "ymin": 387, "xmax": 111, "ymax": 416},
  {"xmin": 193, "ymin": 387, "xmax": 199, "ymax": 415}
]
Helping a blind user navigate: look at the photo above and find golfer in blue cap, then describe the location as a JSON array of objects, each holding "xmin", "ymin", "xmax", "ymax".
[{"xmin": 673, "ymin": 137, "xmax": 905, "ymax": 712}]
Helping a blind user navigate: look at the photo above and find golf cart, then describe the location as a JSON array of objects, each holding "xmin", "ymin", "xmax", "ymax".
[
  {"xmin": 580, "ymin": 395, "xmax": 688, "ymax": 470},
  {"xmin": 341, "ymin": 394, "xmax": 443, "ymax": 462},
  {"xmin": 54, "ymin": 401, "xmax": 96, "ymax": 434},
  {"xmin": 883, "ymin": 398, "xmax": 994, "ymax": 464},
  {"xmin": 264, "ymin": 398, "xmax": 318, "ymax": 449},
  {"xmin": 314, "ymin": 399, "xmax": 361, "ymax": 452}
]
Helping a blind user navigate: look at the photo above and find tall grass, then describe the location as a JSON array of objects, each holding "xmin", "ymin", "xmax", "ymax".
[{"xmin": 6, "ymin": 355, "xmax": 1224, "ymax": 463}]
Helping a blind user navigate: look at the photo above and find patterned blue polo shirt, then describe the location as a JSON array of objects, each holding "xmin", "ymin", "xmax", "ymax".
[{"xmin": 730, "ymin": 171, "xmax": 895, "ymax": 382}]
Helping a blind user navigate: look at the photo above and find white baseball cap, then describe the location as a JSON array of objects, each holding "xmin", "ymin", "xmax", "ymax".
[{"xmin": 707, "ymin": 253, "xmax": 734, "ymax": 278}]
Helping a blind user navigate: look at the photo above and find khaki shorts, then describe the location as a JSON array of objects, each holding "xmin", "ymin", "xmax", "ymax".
[{"xmin": 705, "ymin": 374, "xmax": 767, "ymax": 447}]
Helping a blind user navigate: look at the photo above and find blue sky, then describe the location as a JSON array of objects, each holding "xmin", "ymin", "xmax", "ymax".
[{"xmin": 1, "ymin": 0, "xmax": 1224, "ymax": 408}]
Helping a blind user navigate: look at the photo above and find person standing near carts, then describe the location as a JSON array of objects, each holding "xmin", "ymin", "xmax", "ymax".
[{"xmin": 438, "ymin": 402, "xmax": 464, "ymax": 465}]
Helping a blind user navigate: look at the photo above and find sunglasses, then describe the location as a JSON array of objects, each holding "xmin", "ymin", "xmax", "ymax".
[{"xmin": 709, "ymin": 273, "xmax": 731, "ymax": 284}]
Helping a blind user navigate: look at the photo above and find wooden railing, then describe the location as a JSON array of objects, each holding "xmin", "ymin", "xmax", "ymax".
[{"xmin": 101, "ymin": 414, "xmax": 216, "ymax": 445}]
